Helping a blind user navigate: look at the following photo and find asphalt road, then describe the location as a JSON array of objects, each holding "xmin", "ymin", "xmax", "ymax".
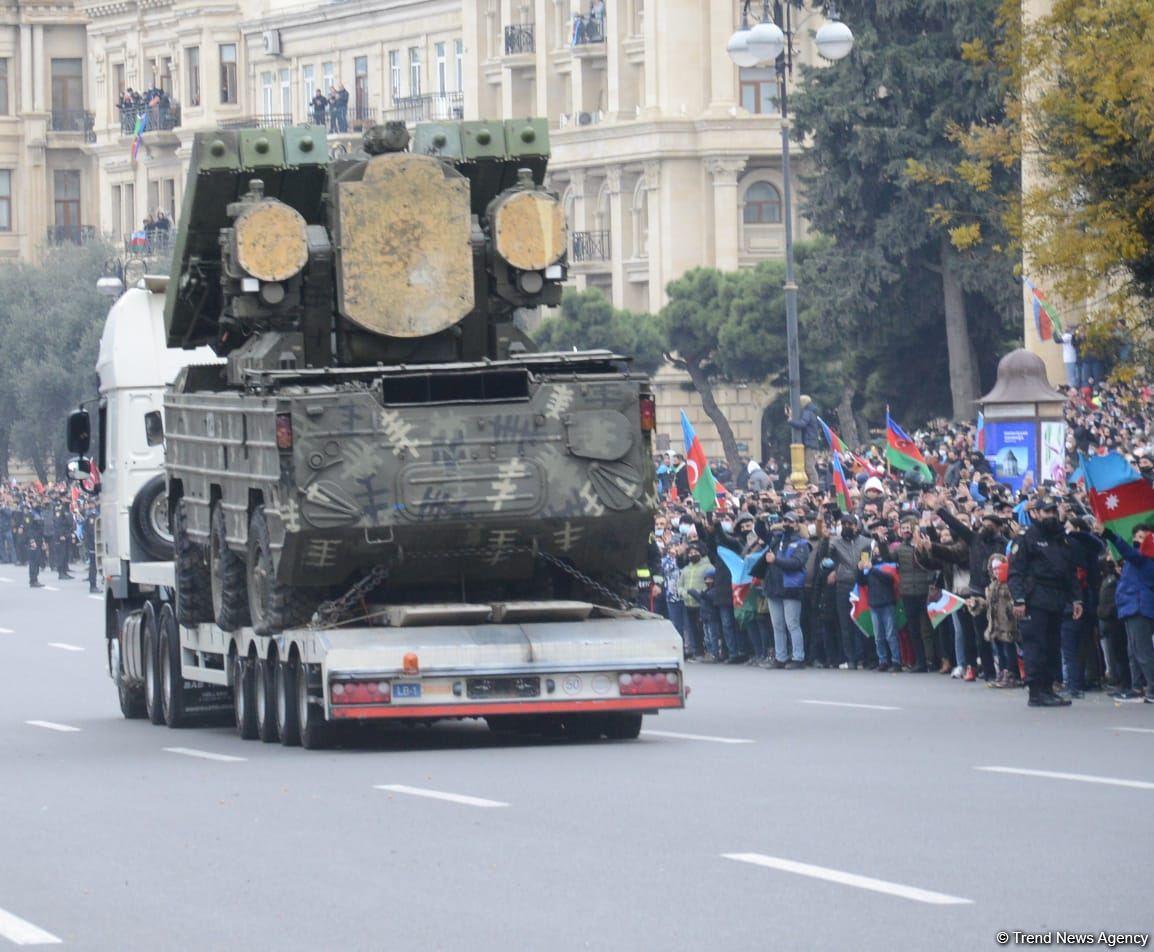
[{"xmin": 2, "ymin": 566, "xmax": 1153, "ymax": 952}]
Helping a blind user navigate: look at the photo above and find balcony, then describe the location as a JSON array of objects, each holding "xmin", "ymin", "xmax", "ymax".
[
  {"xmin": 382, "ymin": 92, "xmax": 464, "ymax": 124},
  {"xmin": 49, "ymin": 109, "xmax": 96, "ymax": 143},
  {"xmin": 504, "ymin": 23, "xmax": 535, "ymax": 55},
  {"xmin": 571, "ymin": 230, "xmax": 610, "ymax": 262},
  {"xmin": 125, "ymin": 230, "xmax": 174, "ymax": 259},
  {"xmin": 117, "ymin": 103, "xmax": 182, "ymax": 136},
  {"xmin": 219, "ymin": 113, "xmax": 292, "ymax": 130},
  {"xmin": 46, "ymin": 225, "xmax": 97, "ymax": 246},
  {"xmin": 572, "ymin": 14, "xmax": 606, "ymax": 46}
]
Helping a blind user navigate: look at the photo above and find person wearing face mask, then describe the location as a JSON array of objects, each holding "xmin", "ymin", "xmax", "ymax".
[
  {"xmin": 894, "ymin": 516, "xmax": 936, "ymax": 672},
  {"xmin": 828, "ymin": 513, "xmax": 872, "ymax": 669},
  {"xmin": 696, "ymin": 511, "xmax": 748, "ymax": 664},
  {"xmin": 679, "ymin": 545, "xmax": 712, "ymax": 661},
  {"xmin": 758, "ymin": 509, "xmax": 811, "ymax": 669},
  {"xmin": 1008, "ymin": 498, "xmax": 1084, "ymax": 707}
]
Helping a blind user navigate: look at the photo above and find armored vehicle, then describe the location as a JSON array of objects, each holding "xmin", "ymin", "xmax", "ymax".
[{"xmin": 162, "ymin": 120, "xmax": 658, "ymax": 634}]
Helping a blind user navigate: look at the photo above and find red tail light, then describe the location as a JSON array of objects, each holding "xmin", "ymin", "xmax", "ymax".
[
  {"xmin": 275, "ymin": 413, "xmax": 293, "ymax": 450},
  {"xmin": 639, "ymin": 396, "xmax": 657, "ymax": 431},
  {"xmin": 331, "ymin": 680, "xmax": 391, "ymax": 705},
  {"xmin": 618, "ymin": 671, "xmax": 680, "ymax": 696}
]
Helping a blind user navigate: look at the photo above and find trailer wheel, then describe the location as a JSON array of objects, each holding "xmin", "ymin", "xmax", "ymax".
[
  {"xmin": 131, "ymin": 475, "xmax": 174, "ymax": 562},
  {"xmin": 143, "ymin": 604, "xmax": 164, "ymax": 725},
  {"xmin": 159, "ymin": 605, "xmax": 188, "ymax": 728},
  {"xmin": 298, "ymin": 664, "xmax": 332, "ymax": 750},
  {"xmin": 604, "ymin": 712, "xmax": 643, "ymax": 740},
  {"xmin": 565, "ymin": 714, "xmax": 608, "ymax": 741},
  {"xmin": 110, "ymin": 611, "xmax": 145, "ymax": 719},
  {"xmin": 209, "ymin": 502, "xmax": 250, "ymax": 631},
  {"xmin": 277, "ymin": 658, "xmax": 301, "ymax": 747},
  {"xmin": 233, "ymin": 653, "xmax": 258, "ymax": 740},
  {"xmin": 255, "ymin": 655, "xmax": 279, "ymax": 743},
  {"xmin": 246, "ymin": 506, "xmax": 314, "ymax": 635},
  {"xmin": 173, "ymin": 498, "xmax": 212, "ymax": 627}
]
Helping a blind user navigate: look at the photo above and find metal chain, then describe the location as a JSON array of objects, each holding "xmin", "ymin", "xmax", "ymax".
[
  {"xmin": 535, "ymin": 550, "xmax": 631, "ymax": 611},
  {"xmin": 312, "ymin": 563, "xmax": 390, "ymax": 628}
]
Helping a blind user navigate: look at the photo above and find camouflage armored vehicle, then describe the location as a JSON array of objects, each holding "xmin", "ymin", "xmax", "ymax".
[{"xmin": 163, "ymin": 120, "xmax": 657, "ymax": 634}]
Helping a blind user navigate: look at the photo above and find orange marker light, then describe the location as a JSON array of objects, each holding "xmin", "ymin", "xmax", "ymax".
[{"xmin": 402, "ymin": 652, "xmax": 420, "ymax": 675}]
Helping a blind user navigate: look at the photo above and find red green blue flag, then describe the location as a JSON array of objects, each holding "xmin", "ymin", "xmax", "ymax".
[
  {"xmin": 1081, "ymin": 451, "xmax": 1154, "ymax": 553},
  {"xmin": 680, "ymin": 410, "xmax": 726, "ymax": 511},
  {"xmin": 885, "ymin": 411, "xmax": 934, "ymax": 483},
  {"xmin": 831, "ymin": 448, "xmax": 850, "ymax": 512},
  {"xmin": 926, "ymin": 589, "xmax": 964, "ymax": 628},
  {"xmin": 1023, "ymin": 278, "xmax": 1064, "ymax": 340}
]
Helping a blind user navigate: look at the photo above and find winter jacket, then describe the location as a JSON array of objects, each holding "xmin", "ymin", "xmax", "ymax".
[
  {"xmin": 936, "ymin": 507, "xmax": 1007, "ymax": 595},
  {"xmin": 701, "ymin": 524, "xmax": 740, "ymax": 607},
  {"xmin": 984, "ymin": 579, "xmax": 1018, "ymax": 644},
  {"xmin": 1106, "ymin": 529, "xmax": 1154, "ymax": 621},
  {"xmin": 680, "ymin": 558, "xmax": 713, "ymax": 609},
  {"xmin": 762, "ymin": 530, "xmax": 812, "ymax": 601},
  {"xmin": 829, "ymin": 532, "xmax": 872, "ymax": 588},
  {"xmin": 789, "ymin": 405, "xmax": 822, "ymax": 449},
  {"xmin": 893, "ymin": 540, "xmax": 934, "ymax": 596},
  {"xmin": 858, "ymin": 561, "xmax": 898, "ymax": 608}
]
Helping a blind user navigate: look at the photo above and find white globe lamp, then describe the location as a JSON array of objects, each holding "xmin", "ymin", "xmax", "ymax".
[
  {"xmin": 726, "ymin": 28, "xmax": 759, "ymax": 68},
  {"xmin": 746, "ymin": 20, "xmax": 786, "ymax": 64},
  {"xmin": 815, "ymin": 20, "xmax": 854, "ymax": 61}
]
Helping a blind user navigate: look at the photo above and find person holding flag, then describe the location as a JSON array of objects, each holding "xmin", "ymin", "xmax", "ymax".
[
  {"xmin": 857, "ymin": 542, "xmax": 903, "ymax": 672},
  {"xmin": 1099, "ymin": 521, "xmax": 1154, "ymax": 702},
  {"xmin": 885, "ymin": 410, "xmax": 935, "ymax": 484}
]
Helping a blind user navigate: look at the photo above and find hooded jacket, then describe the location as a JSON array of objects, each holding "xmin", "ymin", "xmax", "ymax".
[{"xmin": 1106, "ymin": 529, "xmax": 1154, "ymax": 621}]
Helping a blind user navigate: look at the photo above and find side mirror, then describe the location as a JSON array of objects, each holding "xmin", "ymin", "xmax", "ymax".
[
  {"xmin": 145, "ymin": 410, "xmax": 164, "ymax": 446},
  {"xmin": 67, "ymin": 457, "xmax": 91, "ymax": 481},
  {"xmin": 67, "ymin": 409, "xmax": 91, "ymax": 455}
]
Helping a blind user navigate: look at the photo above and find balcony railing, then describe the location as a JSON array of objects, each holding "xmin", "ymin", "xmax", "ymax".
[
  {"xmin": 571, "ymin": 230, "xmax": 610, "ymax": 262},
  {"xmin": 50, "ymin": 109, "xmax": 97, "ymax": 143},
  {"xmin": 558, "ymin": 110, "xmax": 605, "ymax": 130},
  {"xmin": 125, "ymin": 230, "xmax": 174, "ymax": 258},
  {"xmin": 572, "ymin": 14, "xmax": 606, "ymax": 45},
  {"xmin": 383, "ymin": 92, "xmax": 465, "ymax": 124},
  {"xmin": 219, "ymin": 113, "xmax": 293, "ymax": 130},
  {"xmin": 117, "ymin": 103, "xmax": 182, "ymax": 136},
  {"xmin": 505, "ymin": 23, "xmax": 535, "ymax": 55},
  {"xmin": 46, "ymin": 225, "xmax": 97, "ymax": 246}
]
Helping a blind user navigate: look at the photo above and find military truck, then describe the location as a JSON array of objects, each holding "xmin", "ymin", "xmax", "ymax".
[{"xmin": 66, "ymin": 120, "xmax": 683, "ymax": 748}]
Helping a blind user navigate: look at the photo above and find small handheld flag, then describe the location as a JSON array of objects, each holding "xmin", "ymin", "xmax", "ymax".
[
  {"xmin": 885, "ymin": 411, "xmax": 935, "ymax": 483},
  {"xmin": 926, "ymin": 589, "xmax": 965, "ymax": 628}
]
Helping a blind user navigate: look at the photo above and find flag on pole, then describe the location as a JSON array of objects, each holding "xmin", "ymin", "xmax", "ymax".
[
  {"xmin": 975, "ymin": 411, "xmax": 985, "ymax": 453},
  {"xmin": 818, "ymin": 417, "xmax": 852, "ymax": 459},
  {"xmin": 831, "ymin": 449, "xmax": 850, "ymax": 512},
  {"xmin": 130, "ymin": 110, "xmax": 149, "ymax": 162},
  {"xmin": 926, "ymin": 589, "xmax": 965, "ymax": 628},
  {"xmin": 692, "ymin": 461, "xmax": 719, "ymax": 513},
  {"xmin": 1081, "ymin": 451, "xmax": 1154, "ymax": 553},
  {"xmin": 885, "ymin": 410, "xmax": 935, "ymax": 483},
  {"xmin": 715, "ymin": 546, "xmax": 768, "ymax": 625},
  {"xmin": 1023, "ymin": 278, "xmax": 1064, "ymax": 340},
  {"xmin": 679, "ymin": 410, "xmax": 726, "ymax": 507}
]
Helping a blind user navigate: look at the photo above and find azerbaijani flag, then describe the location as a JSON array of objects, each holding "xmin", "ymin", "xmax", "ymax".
[
  {"xmin": 715, "ymin": 546, "xmax": 768, "ymax": 611},
  {"xmin": 885, "ymin": 411, "xmax": 935, "ymax": 483},
  {"xmin": 976, "ymin": 411, "xmax": 985, "ymax": 453},
  {"xmin": 819, "ymin": 417, "xmax": 852, "ymax": 460},
  {"xmin": 1023, "ymin": 278, "xmax": 1064, "ymax": 340},
  {"xmin": 130, "ymin": 110, "xmax": 148, "ymax": 161},
  {"xmin": 926, "ymin": 589, "xmax": 965, "ymax": 628},
  {"xmin": 1081, "ymin": 451, "xmax": 1154, "ymax": 553},
  {"xmin": 831, "ymin": 448, "xmax": 850, "ymax": 512},
  {"xmin": 680, "ymin": 410, "xmax": 725, "ymax": 511},
  {"xmin": 848, "ymin": 562, "xmax": 903, "ymax": 638}
]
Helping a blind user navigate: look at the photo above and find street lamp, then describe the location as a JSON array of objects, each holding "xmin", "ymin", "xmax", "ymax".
[{"xmin": 728, "ymin": 1, "xmax": 853, "ymax": 489}]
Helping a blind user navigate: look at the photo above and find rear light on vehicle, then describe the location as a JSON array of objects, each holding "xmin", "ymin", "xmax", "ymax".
[
  {"xmin": 618, "ymin": 671, "xmax": 680, "ymax": 696},
  {"xmin": 403, "ymin": 652, "xmax": 420, "ymax": 675},
  {"xmin": 275, "ymin": 413, "xmax": 293, "ymax": 450},
  {"xmin": 639, "ymin": 395, "xmax": 657, "ymax": 431},
  {"xmin": 331, "ymin": 680, "xmax": 391, "ymax": 705}
]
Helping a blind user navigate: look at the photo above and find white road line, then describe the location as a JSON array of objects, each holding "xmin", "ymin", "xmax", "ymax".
[
  {"xmin": 87, "ymin": 594, "xmax": 104, "ymax": 601},
  {"xmin": 46, "ymin": 643, "xmax": 84, "ymax": 653},
  {"xmin": 642, "ymin": 729, "xmax": 754, "ymax": 745},
  {"xmin": 800, "ymin": 700, "xmax": 901, "ymax": 712},
  {"xmin": 1112, "ymin": 727, "xmax": 1154, "ymax": 735},
  {"xmin": 42, "ymin": 586, "xmax": 59, "ymax": 592},
  {"xmin": 723, "ymin": 853, "xmax": 973, "ymax": 906},
  {"xmin": 163, "ymin": 747, "xmax": 247, "ymax": 763},
  {"xmin": 0, "ymin": 576, "xmax": 12, "ymax": 583},
  {"xmin": 0, "ymin": 627, "xmax": 13, "ymax": 634},
  {"xmin": 976, "ymin": 766, "xmax": 1154, "ymax": 791},
  {"xmin": 0, "ymin": 905, "xmax": 62, "ymax": 945},
  {"xmin": 375, "ymin": 784, "xmax": 509, "ymax": 808},
  {"xmin": 26, "ymin": 721, "xmax": 81, "ymax": 733}
]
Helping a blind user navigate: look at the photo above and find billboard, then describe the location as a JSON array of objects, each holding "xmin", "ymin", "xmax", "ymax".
[
  {"xmin": 983, "ymin": 421, "xmax": 1036, "ymax": 494},
  {"xmin": 1040, "ymin": 421, "xmax": 1068, "ymax": 487}
]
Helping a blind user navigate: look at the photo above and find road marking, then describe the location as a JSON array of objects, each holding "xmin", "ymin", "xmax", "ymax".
[
  {"xmin": 0, "ymin": 905, "xmax": 62, "ymax": 945},
  {"xmin": 1112, "ymin": 727, "xmax": 1154, "ymax": 735},
  {"xmin": 642, "ymin": 729, "xmax": 754, "ymax": 745},
  {"xmin": 26, "ymin": 721, "xmax": 81, "ymax": 733},
  {"xmin": 0, "ymin": 576, "xmax": 12, "ymax": 583},
  {"xmin": 976, "ymin": 766, "xmax": 1154, "ymax": 791},
  {"xmin": 375, "ymin": 784, "xmax": 509, "ymax": 808},
  {"xmin": 47, "ymin": 643, "xmax": 84, "ymax": 653},
  {"xmin": 87, "ymin": 594, "xmax": 104, "ymax": 601},
  {"xmin": 800, "ymin": 700, "xmax": 901, "ymax": 712},
  {"xmin": 163, "ymin": 747, "xmax": 247, "ymax": 763},
  {"xmin": 0, "ymin": 627, "xmax": 13, "ymax": 635},
  {"xmin": 723, "ymin": 853, "xmax": 972, "ymax": 905},
  {"xmin": 42, "ymin": 586, "xmax": 59, "ymax": 592}
]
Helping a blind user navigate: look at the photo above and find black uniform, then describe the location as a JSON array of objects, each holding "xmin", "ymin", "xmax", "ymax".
[
  {"xmin": 1008, "ymin": 519, "xmax": 1081, "ymax": 702},
  {"xmin": 85, "ymin": 510, "xmax": 98, "ymax": 592},
  {"xmin": 25, "ymin": 509, "xmax": 46, "ymax": 587},
  {"xmin": 52, "ymin": 502, "xmax": 73, "ymax": 578}
]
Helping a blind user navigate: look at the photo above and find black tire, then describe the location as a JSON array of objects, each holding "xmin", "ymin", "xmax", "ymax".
[
  {"xmin": 565, "ymin": 714, "xmax": 608, "ymax": 741},
  {"xmin": 210, "ymin": 502, "xmax": 250, "ymax": 631},
  {"xmin": 143, "ymin": 604, "xmax": 164, "ymax": 725},
  {"xmin": 159, "ymin": 604, "xmax": 188, "ymax": 728},
  {"xmin": 246, "ymin": 506, "xmax": 313, "ymax": 635},
  {"xmin": 277, "ymin": 658, "xmax": 301, "ymax": 747},
  {"xmin": 604, "ymin": 712, "xmax": 643, "ymax": 740},
  {"xmin": 297, "ymin": 664, "xmax": 332, "ymax": 750},
  {"xmin": 130, "ymin": 475, "xmax": 173, "ymax": 562},
  {"xmin": 173, "ymin": 498, "xmax": 212, "ymax": 627},
  {"xmin": 110, "ymin": 610, "xmax": 145, "ymax": 719},
  {"xmin": 233, "ymin": 653, "xmax": 258, "ymax": 740},
  {"xmin": 255, "ymin": 655, "xmax": 278, "ymax": 743}
]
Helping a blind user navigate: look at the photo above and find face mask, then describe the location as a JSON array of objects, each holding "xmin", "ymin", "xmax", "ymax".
[
  {"xmin": 1041, "ymin": 516, "xmax": 1060, "ymax": 532},
  {"xmin": 720, "ymin": 520, "xmax": 734, "ymax": 534},
  {"xmin": 980, "ymin": 526, "xmax": 998, "ymax": 541},
  {"xmin": 689, "ymin": 554, "xmax": 700, "ymax": 563},
  {"xmin": 841, "ymin": 526, "xmax": 856, "ymax": 540}
]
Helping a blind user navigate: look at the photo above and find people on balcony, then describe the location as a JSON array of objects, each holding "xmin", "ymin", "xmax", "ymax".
[{"xmin": 116, "ymin": 86, "xmax": 175, "ymax": 135}]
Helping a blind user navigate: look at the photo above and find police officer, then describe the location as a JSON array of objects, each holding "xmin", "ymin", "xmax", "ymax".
[
  {"xmin": 53, "ymin": 497, "xmax": 75, "ymax": 579},
  {"xmin": 84, "ymin": 505, "xmax": 99, "ymax": 593},
  {"xmin": 25, "ymin": 505, "xmax": 47, "ymax": 588},
  {"xmin": 1008, "ymin": 497, "xmax": 1083, "ymax": 707}
]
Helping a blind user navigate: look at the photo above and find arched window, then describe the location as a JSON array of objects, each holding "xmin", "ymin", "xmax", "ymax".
[{"xmin": 742, "ymin": 181, "xmax": 782, "ymax": 224}]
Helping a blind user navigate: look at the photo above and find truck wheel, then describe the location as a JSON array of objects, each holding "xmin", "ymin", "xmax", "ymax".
[
  {"xmin": 173, "ymin": 498, "xmax": 212, "ymax": 627},
  {"xmin": 143, "ymin": 604, "xmax": 164, "ymax": 725},
  {"xmin": 131, "ymin": 475, "xmax": 174, "ymax": 562},
  {"xmin": 159, "ymin": 605, "xmax": 188, "ymax": 728},
  {"xmin": 298, "ymin": 664, "xmax": 332, "ymax": 750},
  {"xmin": 233, "ymin": 654, "xmax": 258, "ymax": 740},
  {"xmin": 604, "ymin": 712, "xmax": 643, "ymax": 740},
  {"xmin": 277, "ymin": 659, "xmax": 301, "ymax": 747},
  {"xmin": 210, "ymin": 502, "xmax": 250, "ymax": 631},
  {"xmin": 565, "ymin": 714, "xmax": 608, "ymax": 741},
  {"xmin": 255, "ymin": 655, "xmax": 279, "ymax": 743},
  {"xmin": 246, "ymin": 506, "xmax": 313, "ymax": 635},
  {"xmin": 110, "ymin": 612, "xmax": 145, "ymax": 719}
]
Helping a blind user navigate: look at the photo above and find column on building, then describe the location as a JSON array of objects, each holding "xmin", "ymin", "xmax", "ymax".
[
  {"xmin": 705, "ymin": 156, "xmax": 745, "ymax": 271},
  {"xmin": 20, "ymin": 24, "xmax": 32, "ymax": 114},
  {"xmin": 604, "ymin": 0, "xmax": 625, "ymax": 119},
  {"xmin": 641, "ymin": 0, "xmax": 658, "ymax": 116},
  {"xmin": 642, "ymin": 159, "xmax": 663, "ymax": 312},
  {"xmin": 706, "ymin": 1, "xmax": 736, "ymax": 115},
  {"xmin": 32, "ymin": 24, "xmax": 44, "ymax": 112},
  {"xmin": 604, "ymin": 164, "xmax": 625, "ymax": 307},
  {"xmin": 567, "ymin": 167, "xmax": 588, "ymax": 292}
]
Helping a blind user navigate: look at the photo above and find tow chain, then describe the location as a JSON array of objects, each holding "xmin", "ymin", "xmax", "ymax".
[
  {"xmin": 535, "ymin": 550, "xmax": 632, "ymax": 611},
  {"xmin": 312, "ymin": 563, "xmax": 389, "ymax": 628}
]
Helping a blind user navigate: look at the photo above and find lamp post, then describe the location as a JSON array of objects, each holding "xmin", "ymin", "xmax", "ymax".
[{"xmin": 728, "ymin": 2, "xmax": 853, "ymax": 489}]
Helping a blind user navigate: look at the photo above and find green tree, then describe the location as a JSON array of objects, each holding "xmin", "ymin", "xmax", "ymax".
[
  {"xmin": 0, "ymin": 242, "xmax": 110, "ymax": 481},
  {"xmin": 791, "ymin": 0, "xmax": 1019, "ymax": 420},
  {"xmin": 531, "ymin": 289, "xmax": 664, "ymax": 375}
]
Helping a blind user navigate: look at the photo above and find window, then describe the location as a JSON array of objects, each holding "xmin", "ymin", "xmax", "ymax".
[
  {"xmin": 742, "ymin": 181, "xmax": 782, "ymax": 224},
  {"xmin": 354, "ymin": 56, "xmax": 368, "ymax": 120},
  {"xmin": 53, "ymin": 170, "xmax": 81, "ymax": 230},
  {"xmin": 302, "ymin": 64, "xmax": 316, "ymax": 110},
  {"xmin": 322, "ymin": 61, "xmax": 334, "ymax": 97},
  {"xmin": 435, "ymin": 42, "xmax": 446, "ymax": 95},
  {"xmin": 124, "ymin": 183, "xmax": 135, "ymax": 236},
  {"xmin": 147, "ymin": 180, "xmax": 160, "ymax": 216},
  {"xmin": 159, "ymin": 57, "xmax": 173, "ymax": 96},
  {"xmin": 219, "ymin": 43, "xmax": 238, "ymax": 104},
  {"xmin": 112, "ymin": 63, "xmax": 125, "ymax": 112},
  {"xmin": 739, "ymin": 67, "xmax": 776, "ymax": 115},
  {"xmin": 280, "ymin": 68, "xmax": 292, "ymax": 116},
  {"xmin": 0, "ymin": 59, "xmax": 9, "ymax": 115},
  {"xmin": 186, "ymin": 47, "xmax": 201, "ymax": 106},
  {"xmin": 163, "ymin": 179, "xmax": 176, "ymax": 219},
  {"xmin": 0, "ymin": 170, "xmax": 10, "ymax": 231},
  {"xmin": 260, "ymin": 71, "xmax": 274, "ymax": 115},
  {"xmin": 51, "ymin": 59, "xmax": 83, "ymax": 113},
  {"xmin": 388, "ymin": 50, "xmax": 400, "ymax": 101},
  {"xmin": 111, "ymin": 186, "xmax": 121, "ymax": 239},
  {"xmin": 455, "ymin": 40, "xmax": 463, "ymax": 91},
  {"xmin": 408, "ymin": 47, "xmax": 421, "ymax": 96}
]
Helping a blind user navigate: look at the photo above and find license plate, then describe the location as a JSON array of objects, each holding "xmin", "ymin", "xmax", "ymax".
[
  {"xmin": 466, "ymin": 677, "xmax": 541, "ymax": 700},
  {"xmin": 393, "ymin": 683, "xmax": 421, "ymax": 699}
]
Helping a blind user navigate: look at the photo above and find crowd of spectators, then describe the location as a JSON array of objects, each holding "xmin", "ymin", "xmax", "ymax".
[
  {"xmin": 311, "ymin": 86, "xmax": 351, "ymax": 133},
  {"xmin": 117, "ymin": 87, "xmax": 174, "ymax": 134},
  {"xmin": 647, "ymin": 376, "xmax": 1154, "ymax": 708},
  {"xmin": 0, "ymin": 484, "xmax": 97, "ymax": 591}
]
